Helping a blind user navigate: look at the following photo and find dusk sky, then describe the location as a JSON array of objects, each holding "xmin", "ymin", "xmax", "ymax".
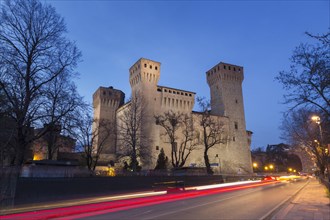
[{"xmin": 47, "ymin": 0, "xmax": 329, "ymax": 149}]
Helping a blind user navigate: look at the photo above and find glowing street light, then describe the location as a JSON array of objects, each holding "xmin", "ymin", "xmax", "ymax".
[
  {"xmin": 269, "ymin": 164, "xmax": 274, "ymax": 170},
  {"xmin": 264, "ymin": 166, "xmax": 269, "ymax": 171},
  {"xmin": 311, "ymin": 115, "xmax": 323, "ymax": 144},
  {"xmin": 288, "ymin": 168, "xmax": 293, "ymax": 172},
  {"xmin": 311, "ymin": 115, "xmax": 321, "ymax": 124},
  {"xmin": 253, "ymin": 162, "xmax": 258, "ymax": 168}
]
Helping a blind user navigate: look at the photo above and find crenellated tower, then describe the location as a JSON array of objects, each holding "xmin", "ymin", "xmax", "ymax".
[
  {"xmin": 128, "ymin": 58, "xmax": 161, "ymax": 168},
  {"xmin": 206, "ymin": 62, "xmax": 252, "ymax": 173},
  {"xmin": 129, "ymin": 58, "xmax": 160, "ymax": 100},
  {"xmin": 93, "ymin": 86, "xmax": 125, "ymax": 155}
]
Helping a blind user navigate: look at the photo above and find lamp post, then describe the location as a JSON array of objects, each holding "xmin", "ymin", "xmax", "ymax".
[
  {"xmin": 311, "ymin": 115, "xmax": 323, "ymax": 144},
  {"xmin": 215, "ymin": 154, "xmax": 221, "ymax": 174},
  {"xmin": 311, "ymin": 115, "xmax": 329, "ymax": 177}
]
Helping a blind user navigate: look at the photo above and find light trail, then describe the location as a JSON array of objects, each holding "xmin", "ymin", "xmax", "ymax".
[
  {"xmin": 186, "ymin": 180, "xmax": 262, "ymax": 190},
  {"xmin": 1, "ymin": 180, "xmax": 281, "ymax": 220}
]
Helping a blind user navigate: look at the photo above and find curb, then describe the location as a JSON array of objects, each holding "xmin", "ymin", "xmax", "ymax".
[{"xmin": 260, "ymin": 179, "xmax": 310, "ymax": 220}]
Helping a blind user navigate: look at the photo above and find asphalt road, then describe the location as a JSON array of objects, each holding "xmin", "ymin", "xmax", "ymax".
[{"xmin": 72, "ymin": 179, "xmax": 308, "ymax": 220}]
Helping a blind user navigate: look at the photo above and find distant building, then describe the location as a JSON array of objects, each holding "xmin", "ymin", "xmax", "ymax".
[
  {"xmin": 32, "ymin": 124, "xmax": 76, "ymax": 161},
  {"xmin": 93, "ymin": 58, "xmax": 253, "ymax": 174}
]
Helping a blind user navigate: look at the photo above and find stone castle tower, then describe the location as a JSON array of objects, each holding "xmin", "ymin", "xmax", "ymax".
[
  {"xmin": 128, "ymin": 59, "xmax": 162, "ymax": 167},
  {"xmin": 206, "ymin": 62, "xmax": 252, "ymax": 173},
  {"xmin": 93, "ymin": 86, "xmax": 124, "ymax": 157}
]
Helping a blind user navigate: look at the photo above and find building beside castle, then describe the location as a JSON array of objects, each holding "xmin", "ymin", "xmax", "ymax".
[{"xmin": 93, "ymin": 58, "xmax": 253, "ymax": 174}]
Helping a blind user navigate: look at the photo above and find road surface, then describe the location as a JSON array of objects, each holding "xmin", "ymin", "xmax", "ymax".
[{"xmin": 68, "ymin": 179, "xmax": 308, "ymax": 220}]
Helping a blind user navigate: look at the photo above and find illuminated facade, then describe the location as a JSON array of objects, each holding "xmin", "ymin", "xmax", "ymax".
[{"xmin": 93, "ymin": 58, "xmax": 253, "ymax": 174}]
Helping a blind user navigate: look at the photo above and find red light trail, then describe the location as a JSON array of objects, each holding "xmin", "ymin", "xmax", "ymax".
[{"xmin": 1, "ymin": 180, "xmax": 280, "ymax": 220}]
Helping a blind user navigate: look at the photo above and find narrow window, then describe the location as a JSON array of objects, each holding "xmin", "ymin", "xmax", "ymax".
[
  {"xmin": 229, "ymin": 66, "xmax": 231, "ymax": 70},
  {"xmin": 235, "ymin": 122, "xmax": 238, "ymax": 130},
  {"xmin": 224, "ymin": 65, "xmax": 226, "ymax": 69},
  {"xmin": 235, "ymin": 99, "xmax": 238, "ymax": 104},
  {"xmin": 150, "ymin": 65, "xmax": 152, "ymax": 69},
  {"xmin": 144, "ymin": 64, "xmax": 147, "ymax": 68},
  {"xmin": 156, "ymin": 146, "xmax": 159, "ymax": 150},
  {"xmin": 233, "ymin": 137, "xmax": 236, "ymax": 141},
  {"xmin": 234, "ymin": 67, "xmax": 236, "ymax": 71},
  {"xmin": 155, "ymin": 66, "xmax": 158, "ymax": 70}
]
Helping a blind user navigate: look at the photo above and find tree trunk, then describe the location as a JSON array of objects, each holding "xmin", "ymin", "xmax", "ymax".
[
  {"xmin": 0, "ymin": 166, "xmax": 20, "ymax": 209},
  {"xmin": 132, "ymin": 148, "xmax": 137, "ymax": 173},
  {"xmin": 204, "ymin": 150, "xmax": 213, "ymax": 175},
  {"xmin": 15, "ymin": 127, "xmax": 26, "ymax": 166}
]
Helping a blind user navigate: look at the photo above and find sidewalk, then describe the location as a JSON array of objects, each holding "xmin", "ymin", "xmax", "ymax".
[{"xmin": 272, "ymin": 178, "xmax": 330, "ymax": 220}]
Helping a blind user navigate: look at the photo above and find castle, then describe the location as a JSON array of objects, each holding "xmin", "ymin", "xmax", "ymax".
[{"xmin": 93, "ymin": 58, "xmax": 253, "ymax": 174}]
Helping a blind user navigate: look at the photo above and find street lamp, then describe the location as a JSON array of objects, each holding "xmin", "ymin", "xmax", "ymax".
[
  {"xmin": 264, "ymin": 166, "xmax": 269, "ymax": 172},
  {"xmin": 311, "ymin": 115, "xmax": 320, "ymax": 124},
  {"xmin": 311, "ymin": 115, "xmax": 323, "ymax": 143},
  {"xmin": 215, "ymin": 154, "xmax": 221, "ymax": 174},
  {"xmin": 311, "ymin": 115, "xmax": 329, "ymax": 176}
]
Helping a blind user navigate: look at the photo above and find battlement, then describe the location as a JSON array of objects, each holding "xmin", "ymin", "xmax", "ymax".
[
  {"xmin": 93, "ymin": 86, "xmax": 125, "ymax": 108},
  {"xmin": 157, "ymin": 86, "xmax": 195, "ymax": 97},
  {"xmin": 157, "ymin": 86, "xmax": 195, "ymax": 111},
  {"xmin": 129, "ymin": 58, "xmax": 161, "ymax": 73},
  {"xmin": 129, "ymin": 58, "xmax": 161, "ymax": 88},
  {"xmin": 206, "ymin": 62, "xmax": 244, "ymax": 86}
]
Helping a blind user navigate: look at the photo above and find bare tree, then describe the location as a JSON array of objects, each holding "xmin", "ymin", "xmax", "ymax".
[
  {"xmin": 0, "ymin": 0, "xmax": 81, "ymax": 165},
  {"xmin": 40, "ymin": 73, "xmax": 85, "ymax": 160},
  {"xmin": 117, "ymin": 94, "xmax": 147, "ymax": 172},
  {"xmin": 71, "ymin": 111, "xmax": 113, "ymax": 172},
  {"xmin": 197, "ymin": 97, "xmax": 227, "ymax": 175},
  {"xmin": 281, "ymin": 108, "xmax": 329, "ymax": 177},
  {"xmin": 276, "ymin": 32, "xmax": 330, "ymax": 117},
  {"xmin": 155, "ymin": 111, "xmax": 198, "ymax": 168}
]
